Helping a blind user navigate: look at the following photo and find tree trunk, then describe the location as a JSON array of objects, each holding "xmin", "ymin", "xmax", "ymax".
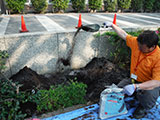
[{"xmin": 0, "ymin": 0, "xmax": 6, "ymax": 14}]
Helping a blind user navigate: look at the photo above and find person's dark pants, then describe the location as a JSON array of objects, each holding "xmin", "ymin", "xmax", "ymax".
[{"xmin": 118, "ymin": 78, "xmax": 160, "ymax": 110}]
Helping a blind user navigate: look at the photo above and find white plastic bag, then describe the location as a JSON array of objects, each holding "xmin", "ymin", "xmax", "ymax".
[{"xmin": 99, "ymin": 84, "xmax": 128, "ymax": 119}]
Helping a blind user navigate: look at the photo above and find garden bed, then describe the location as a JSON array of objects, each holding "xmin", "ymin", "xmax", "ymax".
[{"xmin": 10, "ymin": 57, "xmax": 130, "ymax": 119}]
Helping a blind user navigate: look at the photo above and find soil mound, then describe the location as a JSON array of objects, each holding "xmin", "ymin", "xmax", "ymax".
[
  {"xmin": 67, "ymin": 57, "xmax": 130, "ymax": 101},
  {"xmin": 9, "ymin": 57, "xmax": 129, "ymax": 117},
  {"xmin": 10, "ymin": 57, "xmax": 130, "ymax": 101},
  {"xmin": 10, "ymin": 66, "xmax": 54, "ymax": 91}
]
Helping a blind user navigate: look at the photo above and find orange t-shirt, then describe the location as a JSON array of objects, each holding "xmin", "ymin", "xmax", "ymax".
[{"xmin": 126, "ymin": 35, "xmax": 160, "ymax": 82}]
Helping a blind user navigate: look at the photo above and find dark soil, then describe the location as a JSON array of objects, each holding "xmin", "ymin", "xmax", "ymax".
[{"xmin": 10, "ymin": 57, "xmax": 130, "ymax": 118}]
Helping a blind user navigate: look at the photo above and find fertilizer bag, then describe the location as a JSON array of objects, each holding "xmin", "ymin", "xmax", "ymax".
[{"xmin": 99, "ymin": 84, "xmax": 128, "ymax": 119}]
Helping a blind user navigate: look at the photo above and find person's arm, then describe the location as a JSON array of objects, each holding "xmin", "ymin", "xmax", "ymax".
[
  {"xmin": 103, "ymin": 22, "xmax": 128, "ymax": 41},
  {"xmin": 124, "ymin": 80, "xmax": 160, "ymax": 96},
  {"xmin": 136, "ymin": 80, "xmax": 160, "ymax": 90},
  {"xmin": 138, "ymin": 60, "xmax": 160, "ymax": 90},
  {"xmin": 111, "ymin": 24, "xmax": 128, "ymax": 41}
]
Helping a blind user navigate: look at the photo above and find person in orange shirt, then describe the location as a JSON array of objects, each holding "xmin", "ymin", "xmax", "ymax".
[{"xmin": 103, "ymin": 22, "xmax": 160, "ymax": 119}]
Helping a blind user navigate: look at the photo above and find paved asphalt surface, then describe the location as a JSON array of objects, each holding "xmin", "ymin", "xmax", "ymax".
[{"xmin": 0, "ymin": 13, "xmax": 160, "ymax": 35}]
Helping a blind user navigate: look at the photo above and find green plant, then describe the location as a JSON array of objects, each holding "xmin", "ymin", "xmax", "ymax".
[
  {"xmin": 153, "ymin": 0, "xmax": 160, "ymax": 12},
  {"xmin": 0, "ymin": 78, "xmax": 27, "ymax": 120},
  {"xmin": 31, "ymin": 0, "xmax": 48, "ymax": 13},
  {"xmin": 103, "ymin": 0, "xmax": 117, "ymax": 12},
  {"xmin": 30, "ymin": 81, "xmax": 87, "ymax": 113},
  {"xmin": 88, "ymin": 0, "xmax": 102, "ymax": 12},
  {"xmin": 131, "ymin": 0, "xmax": 143, "ymax": 12},
  {"xmin": 105, "ymin": 30, "xmax": 142, "ymax": 69},
  {"xmin": 0, "ymin": 50, "xmax": 28, "ymax": 119},
  {"xmin": 0, "ymin": 50, "xmax": 8, "ymax": 73},
  {"xmin": 52, "ymin": 0, "xmax": 69, "ymax": 13},
  {"xmin": 6, "ymin": 0, "xmax": 26, "ymax": 13},
  {"xmin": 118, "ymin": 0, "xmax": 131, "ymax": 12},
  {"xmin": 143, "ymin": 0, "xmax": 155, "ymax": 12},
  {"xmin": 71, "ymin": 0, "xmax": 86, "ymax": 12}
]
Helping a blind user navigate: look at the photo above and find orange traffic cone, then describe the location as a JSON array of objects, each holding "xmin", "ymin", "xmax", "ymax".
[
  {"xmin": 76, "ymin": 14, "xmax": 82, "ymax": 28},
  {"xmin": 20, "ymin": 16, "xmax": 29, "ymax": 33},
  {"xmin": 113, "ymin": 13, "xmax": 117, "ymax": 25}
]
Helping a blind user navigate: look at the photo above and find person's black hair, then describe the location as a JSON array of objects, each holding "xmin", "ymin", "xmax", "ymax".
[{"xmin": 137, "ymin": 30, "xmax": 159, "ymax": 48}]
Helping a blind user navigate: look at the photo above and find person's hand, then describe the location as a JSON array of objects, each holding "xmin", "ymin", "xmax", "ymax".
[
  {"xmin": 123, "ymin": 84, "xmax": 136, "ymax": 96},
  {"xmin": 102, "ymin": 22, "xmax": 113, "ymax": 28}
]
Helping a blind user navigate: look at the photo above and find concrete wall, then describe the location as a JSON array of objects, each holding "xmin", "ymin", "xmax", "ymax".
[
  {"xmin": 1, "ymin": 26, "xmax": 159, "ymax": 78},
  {"xmin": 0, "ymin": 30, "xmax": 112, "ymax": 77}
]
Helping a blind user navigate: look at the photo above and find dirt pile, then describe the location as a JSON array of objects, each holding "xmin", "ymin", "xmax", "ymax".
[
  {"xmin": 9, "ymin": 57, "xmax": 130, "ymax": 117},
  {"xmin": 66, "ymin": 57, "xmax": 130, "ymax": 102},
  {"xmin": 10, "ymin": 66, "xmax": 54, "ymax": 91},
  {"xmin": 10, "ymin": 57, "xmax": 130, "ymax": 102}
]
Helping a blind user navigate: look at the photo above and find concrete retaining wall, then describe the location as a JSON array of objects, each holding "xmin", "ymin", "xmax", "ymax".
[
  {"xmin": 0, "ymin": 30, "xmax": 111, "ymax": 77},
  {"xmin": 1, "ymin": 26, "xmax": 158, "ymax": 78}
]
